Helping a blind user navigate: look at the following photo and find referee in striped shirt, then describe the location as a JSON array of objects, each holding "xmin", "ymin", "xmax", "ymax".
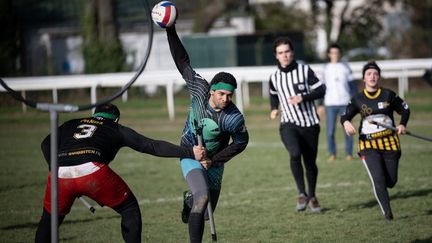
[{"xmin": 269, "ymin": 37, "xmax": 326, "ymax": 213}]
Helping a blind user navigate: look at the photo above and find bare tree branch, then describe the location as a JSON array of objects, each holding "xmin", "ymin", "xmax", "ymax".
[
  {"xmin": 193, "ymin": 0, "xmax": 246, "ymax": 33},
  {"xmin": 335, "ymin": 0, "xmax": 350, "ymax": 43}
]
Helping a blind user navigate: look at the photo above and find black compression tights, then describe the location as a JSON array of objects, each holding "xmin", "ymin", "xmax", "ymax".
[
  {"xmin": 35, "ymin": 209, "xmax": 65, "ymax": 243},
  {"xmin": 35, "ymin": 194, "xmax": 141, "ymax": 243},
  {"xmin": 113, "ymin": 193, "xmax": 142, "ymax": 243},
  {"xmin": 361, "ymin": 150, "xmax": 400, "ymax": 216},
  {"xmin": 280, "ymin": 124, "xmax": 320, "ymax": 197}
]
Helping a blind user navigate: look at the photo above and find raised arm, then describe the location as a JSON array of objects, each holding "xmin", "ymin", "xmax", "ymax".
[
  {"xmin": 166, "ymin": 25, "xmax": 190, "ymax": 75},
  {"xmin": 166, "ymin": 25, "xmax": 209, "ymax": 102}
]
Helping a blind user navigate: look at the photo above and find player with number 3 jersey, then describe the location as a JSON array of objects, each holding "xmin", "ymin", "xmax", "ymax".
[{"xmin": 35, "ymin": 103, "xmax": 205, "ymax": 243}]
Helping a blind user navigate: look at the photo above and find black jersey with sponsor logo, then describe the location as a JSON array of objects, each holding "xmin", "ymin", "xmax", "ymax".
[
  {"xmin": 341, "ymin": 87, "xmax": 410, "ymax": 151},
  {"xmin": 41, "ymin": 116, "xmax": 195, "ymax": 168}
]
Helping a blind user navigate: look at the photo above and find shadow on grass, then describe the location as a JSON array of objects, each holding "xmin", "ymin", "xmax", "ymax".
[
  {"xmin": 1, "ymin": 215, "xmax": 119, "ymax": 231},
  {"xmin": 411, "ymin": 237, "xmax": 432, "ymax": 243},
  {"xmin": 347, "ymin": 188, "xmax": 432, "ymax": 209}
]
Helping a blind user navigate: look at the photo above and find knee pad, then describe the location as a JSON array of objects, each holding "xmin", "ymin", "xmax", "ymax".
[{"xmin": 190, "ymin": 191, "xmax": 208, "ymax": 214}]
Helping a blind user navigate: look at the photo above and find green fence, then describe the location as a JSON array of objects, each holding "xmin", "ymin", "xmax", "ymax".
[{"xmin": 182, "ymin": 32, "xmax": 304, "ymax": 68}]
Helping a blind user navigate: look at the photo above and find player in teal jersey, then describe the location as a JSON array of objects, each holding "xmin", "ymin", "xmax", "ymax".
[{"xmin": 166, "ymin": 24, "xmax": 249, "ymax": 243}]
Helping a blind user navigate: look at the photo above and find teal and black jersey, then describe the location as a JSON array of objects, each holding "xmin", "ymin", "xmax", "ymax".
[{"xmin": 167, "ymin": 27, "xmax": 248, "ymax": 164}]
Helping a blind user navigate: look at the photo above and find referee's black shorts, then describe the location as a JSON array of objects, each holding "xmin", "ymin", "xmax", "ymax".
[{"xmin": 279, "ymin": 123, "xmax": 320, "ymax": 159}]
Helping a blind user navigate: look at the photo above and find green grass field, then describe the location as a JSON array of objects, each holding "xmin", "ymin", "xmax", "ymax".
[{"xmin": 1, "ymin": 91, "xmax": 431, "ymax": 243}]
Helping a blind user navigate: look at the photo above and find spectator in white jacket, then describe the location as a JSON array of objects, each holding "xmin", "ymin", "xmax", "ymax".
[{"xmin": 317, "ymin": 43, "xmax": 357, "ymax": 161}]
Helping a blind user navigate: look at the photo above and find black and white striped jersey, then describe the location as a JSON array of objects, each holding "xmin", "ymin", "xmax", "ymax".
[{"xmin": 269, "ymin": 61, "xmax": 325, "ymax": 127}]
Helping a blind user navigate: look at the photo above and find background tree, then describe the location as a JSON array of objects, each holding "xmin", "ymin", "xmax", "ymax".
[
  {"xmin": 252, "ymin": 2, "xmax": 317, "ymax": 62},
  {"xmin": 306, "ymin": 0, "xmax": 431, "ymax": 60},
  {"xmin": 308, "ymin": 0, "xmax": 387, "ymax": 60},
  {"xmin": 191, "ymin": 0, "xmax": 249, "ymax": 33},
  {"xmin": 81, "ymin": 0, "xmax": 128, "ymax": 73},
  {"xmin": 386, "ymin": 0, "xmax": 432, "ymax": 58},
  {"xmin": 0, "ymin": 0, "xmax": 20, "ymax": 76},
  {"xmin": 336, "ymin": 1, "xmax": 386, "ymax": 55}
]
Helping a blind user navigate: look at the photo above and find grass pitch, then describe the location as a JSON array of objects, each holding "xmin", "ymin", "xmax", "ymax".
[{"xmin": 0, "ymin": 91, "xmax": 431, "ymax": 242}]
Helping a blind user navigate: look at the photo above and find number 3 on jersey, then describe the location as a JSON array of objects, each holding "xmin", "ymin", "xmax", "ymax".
[{"xmin": 73, "ymin": 124, "xmax": 97, "ymax": 139}]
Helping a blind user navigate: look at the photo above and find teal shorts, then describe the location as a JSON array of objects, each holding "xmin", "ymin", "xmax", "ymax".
[{"xmin": 180, "ymin": 158, "xmax": 224, "ymax": 190}]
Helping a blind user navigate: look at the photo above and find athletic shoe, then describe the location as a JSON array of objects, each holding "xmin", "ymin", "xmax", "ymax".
[
  {"xmin": 385, "ymin": 212, "xmax": 394, "ymax": 221},
  {"xmin": 181, "ymin": 190, "xmax": 193, "ymax": 223},
  {"xmin": 296, "ymin": 193, "xmax": 309, "ymax": 211},
  {"xmin": 328, "ymin": 155, "xmax": 336, "ymax": 161},
  {"xmin": 309, "ymin": 197, "xmax": 321, "ymax": 213},
  {"xmin": 345, "ymin": 155, "xmax": 353, "ymax": 161}
]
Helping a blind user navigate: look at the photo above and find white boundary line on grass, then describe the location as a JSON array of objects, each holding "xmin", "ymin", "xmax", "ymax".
[
  {"xmin": 0, "ymin": 177, "xmax": 429, "ymax": 215},
  {"xmin": 136, "ymin": 178, "xmax": 430, "ymax": 206}
]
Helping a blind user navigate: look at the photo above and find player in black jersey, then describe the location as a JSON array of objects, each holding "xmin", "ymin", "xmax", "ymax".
[
  {"xmin": 166, "ymin": 23, "xmax": 248, "ymax": 243},
  {"xmin": 35, "ymin": 103, "xmax": 205, "ymax": 243},
  {"xmin": 340, "ymin": 61, "xmax": 410, "ymax": 220}
]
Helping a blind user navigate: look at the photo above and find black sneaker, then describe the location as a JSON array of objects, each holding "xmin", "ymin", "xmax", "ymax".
[{"xmin": 181, "ymin": 190, "xmax": 192, "ymax": 223}]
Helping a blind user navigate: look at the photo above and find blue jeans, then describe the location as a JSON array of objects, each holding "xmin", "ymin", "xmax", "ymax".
[{"xmin": 326, "ymin": 106, "xmax": 353, "ymax": 156}]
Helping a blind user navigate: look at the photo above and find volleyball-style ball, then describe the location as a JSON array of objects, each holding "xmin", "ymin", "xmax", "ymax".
[{"xmin": 151, "ymin": 1, "xmax": 177, "ymax": 28}]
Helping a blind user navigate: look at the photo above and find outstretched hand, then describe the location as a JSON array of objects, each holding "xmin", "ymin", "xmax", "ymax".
[{"xmin": 193, "ymin": 146, "xmax": 206, "ymax": 161}]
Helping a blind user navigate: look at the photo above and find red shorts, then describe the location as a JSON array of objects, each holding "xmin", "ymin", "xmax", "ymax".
[{"xmin": 43, "ymin": 163, "xmax": 131, "ymax": 215}]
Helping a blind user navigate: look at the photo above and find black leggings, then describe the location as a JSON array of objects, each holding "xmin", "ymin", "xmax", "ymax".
[
  {"xmin": 280, "ymin": 123, "xmax": 320, "ymax": 197},
  {"xmin": 360, "ymin": 149, "xmax": 400, "ymax": 216},
  {"xmin": 35, "ymin": 193, "xmax": 141, "ymax": 243}
]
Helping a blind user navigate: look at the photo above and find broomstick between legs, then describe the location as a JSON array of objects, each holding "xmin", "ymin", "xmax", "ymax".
[
  {"xmin": 79, "ymin": 197, "xmax": 96, "ymax": 213},
  {"xmin": 197, "ymin": 134, "xmax": 217, "ymax": 242}
]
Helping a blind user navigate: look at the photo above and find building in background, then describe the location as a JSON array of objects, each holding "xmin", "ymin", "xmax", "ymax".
[{"xmin": 2, "ymin": 0, "xmax": 431, "ymax": 77}]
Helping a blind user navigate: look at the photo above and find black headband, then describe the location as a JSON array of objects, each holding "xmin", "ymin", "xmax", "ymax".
[{"xmin": 362, "ymin": 62, "xmax": 381, "ymax": 78}]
